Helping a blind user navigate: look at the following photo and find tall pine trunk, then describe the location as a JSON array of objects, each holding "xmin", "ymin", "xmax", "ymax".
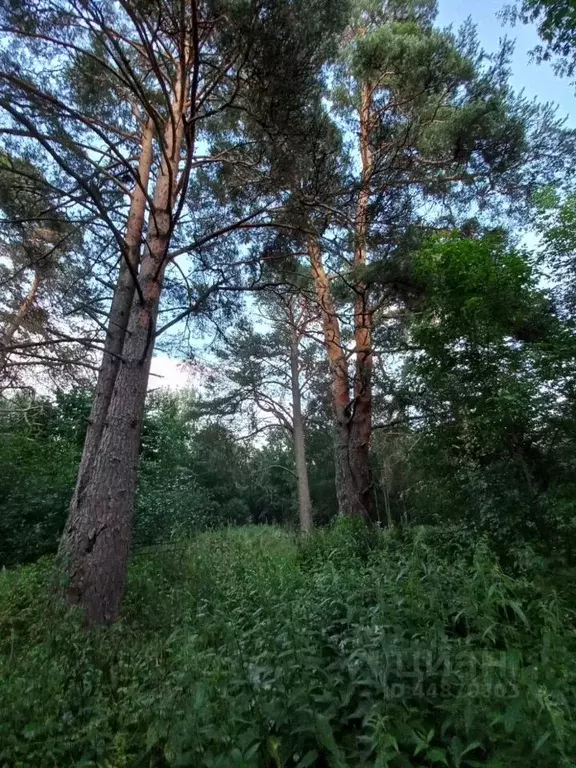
[
  {"xmin": 305, "ymin": 81, "xmax": 376, "ymax": 521},
  {"xmin": 308, "ymin": 238, "xmax": 371, "ymax": 520},
  {"xmin": 348, "ymin": 79, "xmax": 375, "ymax": 520},
  {"xmin": 346, "ymin": 294, "xmax": 374, "ymax": 518},
  {"xmin": 290, "ymin": 333, "xmax": 313, "ymax": 533},
  {"xmin": 66, "ymin": 119, "xmax": 154, "ymax": 511},
  {"xmin": 59, "ymin": 107, "xmax": 183, "ymax": 624}
]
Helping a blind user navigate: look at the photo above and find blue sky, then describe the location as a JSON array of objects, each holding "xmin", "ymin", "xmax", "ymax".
[{"xmin": 437, "ymin": 0, "xmax": 575, "ymax": 127}]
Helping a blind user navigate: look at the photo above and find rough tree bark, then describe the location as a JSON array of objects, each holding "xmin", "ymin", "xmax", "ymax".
[
  {"xmin": 289, "ymin": 331, "xmax": 313, "ymax": 533},
  {"xmin": 65, "ymin": 119, "xmax": 154, "ymax": 516},
  {"xmin": 308, "ymin": 238, "xmax": 371, "ymax": 520},
  {"xmin": 58, "ymin": 99, "xmax": 184, "ymax": 624}
]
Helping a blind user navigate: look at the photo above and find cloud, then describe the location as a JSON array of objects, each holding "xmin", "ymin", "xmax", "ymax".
[{"xmin": 149, "ymin": 355, "xmax": 196, "ymax": 391}]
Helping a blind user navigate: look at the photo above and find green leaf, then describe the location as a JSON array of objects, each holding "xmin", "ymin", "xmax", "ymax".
[
  {"xmin": 297, "ymin": 750, "xmax": 320, "ymax": 767},
  {"xmin": 244, "ymin": 741, "xmax": 261, "ymax": 760},
  {"xmin": 426, "ymin": 747, "xmax": 449, "ymax": 765},
  {"xmin": 507, "ymin": 600, "xmax": 529, "ymax": 628},
  {"xmin": 315, "ymin": 714, "xmax": 348, "ymax": 768},
  {"xmin": 534, "ymin": 732, "xmax": 551, "ymax": 752},
  {"xmin": 454, "ymin": 741, "xmax": 483, "ymax": 767}
]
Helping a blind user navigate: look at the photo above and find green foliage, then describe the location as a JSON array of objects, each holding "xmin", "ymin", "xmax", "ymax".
[
  {"xmin": 512, "ymin": 0, "xmax": 576, "ymax": 80},
  {"xmin": 352, "ymin": 21, "xmax": 475, "ymax": 93},
  {"xmin": 533, "ymin": 186, "xmax": 576, "ymax": 316},
  {"xmin": 0, "ymin": 390, "xmax": 337, "ymax": 566},
  {"xmin": 0, "ymin": 392, "xmax": 88, "ymax": 567},
  {"xmin": 392, "ymin": 233, "xmax": 576, "ymax": 556},
  {"xmin": 413, "ymin": 232, "xmax": 543, "ymax": 346},
  {"xmin": 135, "ymin": 392, "xmax": 222, "ymax": 543},
  {"xmin": 1, "ymin": 526, "xmax": 576, "ymax": 766}
]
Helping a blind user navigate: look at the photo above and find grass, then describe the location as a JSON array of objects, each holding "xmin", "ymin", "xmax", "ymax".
[{"xmin": 1, "ymin": 521, "xmax": 575, "ymax": 767}]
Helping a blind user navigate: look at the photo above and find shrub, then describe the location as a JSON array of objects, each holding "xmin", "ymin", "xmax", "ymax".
[{"xmin": 1, "ymin": 526, "xmax": 575, "ymax": 767}]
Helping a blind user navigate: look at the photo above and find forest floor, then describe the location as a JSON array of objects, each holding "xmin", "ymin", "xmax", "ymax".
[{"xmin": 1, "ymin": 522, "xmax": 575, "ymax": 767}]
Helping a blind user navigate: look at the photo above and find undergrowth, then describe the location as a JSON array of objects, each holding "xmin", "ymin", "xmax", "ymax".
[{"xmin": 1, "ymin": 522, "xmax": 575, "ymax": 767}]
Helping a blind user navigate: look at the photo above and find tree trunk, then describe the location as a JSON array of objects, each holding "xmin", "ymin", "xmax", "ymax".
[
  {"xmin": 308, "ymin": 237, "xmax": 371, "ymax": 520},
  {"xmin": 349, "ymin": 291, "xmax": 373, "ymax": 519},
  {"xmin": 305, "ymin": 83, "xmax": 376, "ymax": 520},
  {"xmin": 346, "ymin": 78, "xmax": 375, "ymax": 520},
  {"xmin": 290, "ymin": 334, "xmax": 313, "ymax": 533},
  {"xmin": 66, "ymin": 119, "xmax": 154, "ymax": 512},
  {"xmin": 59, "ymin": 111, "xmax": 181, "ymax": 625},
  {"xmin": 2, "ymin": 268, "xmax": 41, "ymax": 345},
  {"xmin": 59, "ymin": 256, "xmax": 165, "ymax": 624}
]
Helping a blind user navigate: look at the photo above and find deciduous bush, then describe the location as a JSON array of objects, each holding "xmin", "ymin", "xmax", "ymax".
[{"xmin": 1, "ymin": 525, "xmax": 575, "ymax": 767}]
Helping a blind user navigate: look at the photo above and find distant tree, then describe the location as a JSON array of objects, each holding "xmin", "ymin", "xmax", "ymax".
[
  {"xmin": 533, "ymin": 186, "xmax": 576, "ymax": 317},
  {"xmin": 0, "ymin": 387, "xmax": 306, "ymax": 565},
  {"xmin": 531, "ymin": 186, "xmax": 576, "ymax": 491},
  {"xmin": 0, "ymin": 390, "xmax": 90, "ymax": 567},
  {"xmin": 394, "ymin": 231, "xmax": 576, "ymax": 552},
  {"xmin": 205, "ymin": 283, "xmax": 322, "ymax": 533}
]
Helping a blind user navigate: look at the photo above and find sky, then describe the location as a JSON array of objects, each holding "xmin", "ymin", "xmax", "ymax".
[
  {"xmin": 149, "ymin": 354, "xmax": 196, "ymax": 391},
  {"xmin": 437, "ymin": 0, "xmax": 575, "ymax": 126},
  {"xmin": 151, "ymin": 0, "xmax": 576, "ymax": 390}
]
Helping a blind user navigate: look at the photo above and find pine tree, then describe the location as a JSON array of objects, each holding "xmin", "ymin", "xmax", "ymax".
[
  {"xmin": 0, "ymin": 0, "xmax": 346, "ymax": 623},
  {"xmin": 299, "ymin": 0, "xmax": 568, "ymax": 520},
  {"xmin": 205, "ymin": 280, "xmax": 321, "ymax": 533},
  {"xmin": 0, "ymin": 152, "xmax": 93, "ymax": 392}
]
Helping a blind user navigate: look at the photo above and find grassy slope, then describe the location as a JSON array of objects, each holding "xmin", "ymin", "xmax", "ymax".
[{"xmin": 1, "ymin": 522, "xmax": 575, "ymax": 768}]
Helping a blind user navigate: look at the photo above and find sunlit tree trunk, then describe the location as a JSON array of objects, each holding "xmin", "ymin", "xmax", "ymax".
[
  {"xmin": 1, "ymin": 268, "xmax": 41, "ymax": 347},
  {"xmin": 308, "ymin": 238, "xmax": 371, "ymax": 520}
]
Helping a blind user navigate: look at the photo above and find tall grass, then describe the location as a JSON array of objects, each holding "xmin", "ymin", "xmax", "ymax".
[{"xmin": 1, "ymin": 522, "xmax": 575, "ymax": 767}]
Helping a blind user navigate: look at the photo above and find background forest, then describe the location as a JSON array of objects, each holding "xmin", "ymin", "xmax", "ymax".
[{"xmin": 2, "ymin": 0, "xmax": 576, "ymax": 765}]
